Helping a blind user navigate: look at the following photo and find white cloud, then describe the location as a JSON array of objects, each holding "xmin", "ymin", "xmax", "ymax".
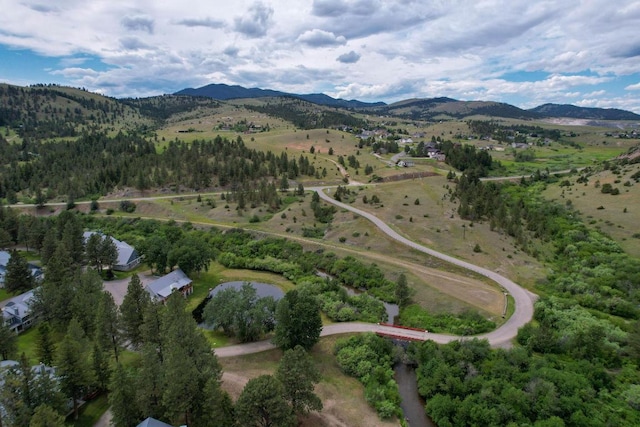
[
  {"xmin": 234, "ymin": 1, "xmax": 273, "ymax": 38},
  {"xmin": 336, "ymin": 50, "xmax": 360, "ymax": 63},
  {"xmin": 297, "ymin": 29, "xmax": 346, "ymax": 47},
  {"xmin": 0, "ymin": 0, "xmax": 637, "ymax": 112}
]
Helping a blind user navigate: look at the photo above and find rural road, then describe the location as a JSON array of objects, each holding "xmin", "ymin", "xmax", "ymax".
[
  {"xmin": 310, "ymin": 186, "xmax": 536, "ymax": 348},
  {"xmin": 216, "ymin": 185, "xmax": 536, "ymax": 359}
]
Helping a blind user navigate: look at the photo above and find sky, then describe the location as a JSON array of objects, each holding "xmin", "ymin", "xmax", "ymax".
[{"xmin": 0, "ymin": 0, "xmax": 639, "ymax": 113}]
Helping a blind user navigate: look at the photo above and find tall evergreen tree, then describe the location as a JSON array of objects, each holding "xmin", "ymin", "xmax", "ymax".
[
  {"xmin": 35, "ymin": 322, "xmax": 55, "ymax": 366},
  {"xmin": 161, "ymin": 293, "xmax": 222, "ymax": 424},
  {"xmin": 28, "ymin": 404, "xmax": 65, "ymax": 427},
  {"xmin": 4, "ymin": 250, "xmax": 34, "ymax": 293},
  {"xmin": 276, "ymin": 346, "xmax": 323, "ymax": 416},
  {"xmin": 95, "ymin": 291, "xmax": 122, "ymax": 362},
  {"xmin": 55, "ymin": 318, "xmax": 92, "ymax": 420},
  {"xmin": 109, "ymin": 364, "xmax": 143, "ymax": 427},
  {"xmin": 91, "ymin": 342, "xmax": 111, "ymax": 393},
  {"xmin": 120, "ymin": 274, "xmax": 151, "ymax": 348},
  {"xmin": 193, "ymin": 377, "xmax": 235, "ymax": 427},
  {"xmin": 98, "ymin": 236, "xmax": 118, "ymax": 273},
  {"xmin": 0, "ymin": 320, "xmax": 17, "ymax": 360},
  {"xmin": 395, "ymin": 273, "xmax": 410, "ymax": 309},
  {"xmin": 235, "ymin": 375, "xmax": 295, "ymax": 427}
]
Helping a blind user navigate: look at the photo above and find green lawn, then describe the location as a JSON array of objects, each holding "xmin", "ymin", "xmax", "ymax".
[
  {"xmin": 0, "ymin": 287, "xmax": 11, "ymax": 303},
  {"xmin": 66, "ymin": 394, "xmax": 109, "ymax": 427},
  {"xmin": 16, "ymin": 327, "xmax": 40, "ymax": 364}
]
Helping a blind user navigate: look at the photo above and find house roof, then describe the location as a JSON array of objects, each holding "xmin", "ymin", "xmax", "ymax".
[
  {"xmin": 0, "ymin": 251, "xmax": 10, "ymax": 266},
  {"xmin": 83, "ymin": 231, "xmax": 140, "ymax": 267},
  {"xmin": 137, "ymin": 417, "xmax": 173, "ymax": 427},
  {"xmin": 146, "ymin": 269, "xmax": 192, "ymax": 300},
  {"xmin": 2, "ymin": 289, "xmax": 36, "ymax": 321},
  {"xmin": 0, "ymin": 251, "xmax": 43, "ymax": 284}
]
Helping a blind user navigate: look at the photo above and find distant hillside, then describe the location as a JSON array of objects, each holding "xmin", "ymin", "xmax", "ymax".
[
  {"xmin": 529, "ymin": 104, "xmax": 640, "ymax": 120},
  {"xmin": 175, "ymin": 83, "xmax": 385, "ymax": 109},
  {"xmin": 0, "ymin": 83, "xmax": 152, "ymax": 138},
  {"xmin": 376, "ymin": 98, "xmax": 540, "ymax": 120}
]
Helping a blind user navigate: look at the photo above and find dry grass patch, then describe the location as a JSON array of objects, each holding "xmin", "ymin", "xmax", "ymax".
[{"xmin": 219, "ymin": 335, "xmax": 399, "ymax": 427}]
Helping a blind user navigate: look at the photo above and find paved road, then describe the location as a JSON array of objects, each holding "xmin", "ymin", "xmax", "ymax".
[{"xmin": 310, "ymin": 187, "xmax": 536, "ymax": 348}]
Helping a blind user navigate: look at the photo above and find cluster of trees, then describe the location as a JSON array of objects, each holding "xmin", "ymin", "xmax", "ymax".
[
  {"xmin": 0, "ymin": 132, "xmax": 315, "ymax": 203},
  {"xmin": 418, "ymin": 154, "xmax": 640, "ymax": 425},
  {"xmin": 399, "ymin": 305, "xmax": 496, "ymax": 335},
  {"xmin": 245, "ymin": 99, "xmax": 367, "ymax": 130},
  {"xmin": 334, "ymin": 333, "xmax": 402, "ymax": 419},
  {"xmin": 120, "ymin": 95, "xmax": 221, "ymax": 123},
  {"xmin": 235, "ymin": 346, "xmax": 323, "ymax": 427},
  {"xmin": 0, "ymin": 84, "xmax": 138, "ymax": 139},
  {"xmin": 137, "ymin": 223, "xmax": 213, "ymax": 275},
  {"xmin": 203, "ymin": 283, "xmax": 277, "ymax": 342},
  {"xmin": 310, "ymin": 191, "xmax": 336, "ymax": 223},
  {"xmin": 411, "ymin": 337, "xmax": 640, "ymax": 426},
  {"xmin": 467, "ymin": 120, "xmax": 562, "ymax": 142}
]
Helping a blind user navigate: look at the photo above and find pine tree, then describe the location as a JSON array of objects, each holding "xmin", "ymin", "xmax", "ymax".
[
  {"xmin": 161, "ymin": 293, "xmax": 223, "ymax": 424},
  {"xmin": 4, "ymin": 250, "xmax": 34, "ymax": 293},
  {"xmin": 91, "ymin": 342, "xmax": 111, "ymax": 393},
  {"xmin": 0, "ymin": 319, "xmax": 17, "ymax": 360},
  {"xmin": 28, "ymin": 404, "xmax": 65, "ymax": 427},
  {"xmin": 120, "ymin": 274, "xmax": 151, "ymax": 348},
  {"xmin": 55, "ymin": 318, "xmax": 92, "ymax": 420},
  {"xmin": 109, "ymin": 364, "xmax": 142, "ymax": 427},
  {"xmin": 95, "ymin": 291, "xmax": 122, "ymax": 362},
  {"xmin": 395, "ymin": 273, "xmax": 410, "ymax": 309},
  {"xmin": 235, "ymin": 375, "xmax": 295, "ymax": 427},
  {"xmin": 35, "ymin": 322, "xmax": 55, "ymax": 365},
  {"xmin": 276, "ymin": 346, "xmax": 323, "ymax": 415}
]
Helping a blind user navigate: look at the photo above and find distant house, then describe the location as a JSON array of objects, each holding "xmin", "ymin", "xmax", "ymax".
[
  {"xmin": 83, "ymin": 232, "xmax": 142, "ymax": 271},
  {"xmin": 396, "ymin": 160, "xmax": 414, "ymax": 168},
  {"xmin": 0, "ymin": 251, "xmax": 43, "ymax": 288},
  {"xmin": 145, "ymin": 269, "xmax": 193, "ymax": 303},
  {"xmin": 2, "ymin": 289, "xmax": 37, "ymax": 333},
  {"xmin": 137, "ymin": 417, "xmax": 173, "ymax": 427}
]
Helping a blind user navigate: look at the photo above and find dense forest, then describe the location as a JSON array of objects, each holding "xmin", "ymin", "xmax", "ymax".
[
  {"xmin": 0, "ymin": 132, "xmax": 315, "ymax": 205},
  {"xmin": 244, "ymin": 98, "xmax": 368, "ymax": 130},
  {"xmin": 467, "ymin": 119, "xmax": 563, "ymax": 143}
]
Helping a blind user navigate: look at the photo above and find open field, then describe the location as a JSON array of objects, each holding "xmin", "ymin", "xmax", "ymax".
[
  {"xmin": 106, "ymin": 192, "xmax": 511, "ymax": 318},
  {"xmin": 542, "ymin": 161, "xmax": 640, "ymax": 257},
  {"xmin": 220, "ymin": 334, "xmax": 399, "ymax": 427}
]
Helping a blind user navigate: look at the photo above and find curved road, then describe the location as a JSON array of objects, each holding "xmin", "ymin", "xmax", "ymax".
[
  {"xmin": 309, "ymin": 187, "xmax": 536, "ymax": 348},
  {"xmin": 217, "ymin": 186, "xmax": 536, "ymax": 358}
]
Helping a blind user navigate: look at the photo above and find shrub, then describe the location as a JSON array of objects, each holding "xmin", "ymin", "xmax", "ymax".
[{"xmin": 119, "ymin": 200, "xmax": 136, "ymax": 213}]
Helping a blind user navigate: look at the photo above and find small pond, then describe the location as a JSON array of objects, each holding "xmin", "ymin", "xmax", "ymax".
[{"xmin": 208, "ymin": 281, "xmax": 285, "ymax": 301}]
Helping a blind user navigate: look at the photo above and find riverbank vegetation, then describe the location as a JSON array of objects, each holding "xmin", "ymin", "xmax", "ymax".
[{"xmin": 410, "ymin": 164, "xmax": 640, "ymax": 426}]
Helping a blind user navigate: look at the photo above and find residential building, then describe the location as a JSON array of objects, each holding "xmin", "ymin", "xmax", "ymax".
[
  {"xmin": 0, "ymin": 251, "xmax": 43, "ymax": 288},
  {"xmin": 2, "ymin": 289, "xmax": 37, "ymax": 333},
  {"xmin": 83, "ymin": 232, "xmax": 142, "ymax": 271},
  {"xmin": 145, "ymin": 269, "xmax": 193, "ymax": 303}
]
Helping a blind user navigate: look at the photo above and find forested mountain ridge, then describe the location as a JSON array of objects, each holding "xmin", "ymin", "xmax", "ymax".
[
  {"xmin": 176, "ymin": 82, "xmax": 640, "ymax": 120},
  {"xmin": 0, "ymin": 83, "xmax": 153, "ymax": 138},
  {"xmin": 530, "ymin": 103, "xmax": 640, "ymax": 120},
  {"xmin": 175, "ymin": 83, "xmax": 385, "ymax": 108}
]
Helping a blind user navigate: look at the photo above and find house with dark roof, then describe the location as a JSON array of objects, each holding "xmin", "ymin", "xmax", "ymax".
[
  {"xmin": 83, "ymin": 232, "xmax": 142, "ymax": 271},
  {"xmin": 2, "ymin": 289, "xmax": 37, "ymax": 333},
  {"xmin": 145, "ymin": 269, "xmax": 193, "ymax": 303},
  {"xmin": 0, "ymin": 251, "xmax": 43, "ymax": 288}
]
